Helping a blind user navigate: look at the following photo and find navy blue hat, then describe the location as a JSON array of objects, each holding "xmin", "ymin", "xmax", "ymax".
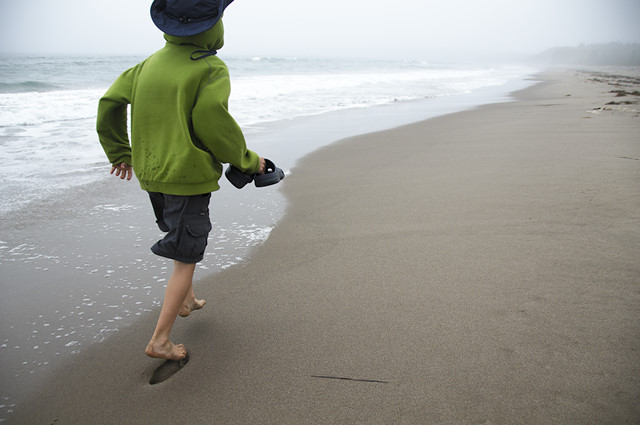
[{"xmin": 150, "ymin": 0, "xmax": 234, "ymax": 36}]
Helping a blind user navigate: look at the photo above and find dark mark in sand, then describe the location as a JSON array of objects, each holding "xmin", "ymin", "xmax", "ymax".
[
  {"xmin": 311, "ymin": 375, "xmax": 389, "ymax": 384},
  {"xmin": 149, "ymin": 353, "xmax": 190, "ymax": 385}
]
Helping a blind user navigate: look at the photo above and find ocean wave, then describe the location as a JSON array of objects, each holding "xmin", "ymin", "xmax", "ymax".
[
  {"xmin": 0, "ymin": 81, "xmax": 61, "ymax": 94},
  {"xmin": 248, "ymin": 56, "xmax": 299, "ymax": 62},
  {"xmin": 0, "ymin": 88, "xmax": 105, "ymax": 127}
]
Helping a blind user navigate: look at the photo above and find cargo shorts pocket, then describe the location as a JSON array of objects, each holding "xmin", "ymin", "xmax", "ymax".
[{"xmin": 177, "ymin": 220, "xmax": 212, "ymax": 262}]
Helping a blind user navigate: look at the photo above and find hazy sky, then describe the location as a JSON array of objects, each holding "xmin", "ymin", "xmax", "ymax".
[{"xmin": 1, "ymin": 0, "xmax": 639, "ymax": 61}]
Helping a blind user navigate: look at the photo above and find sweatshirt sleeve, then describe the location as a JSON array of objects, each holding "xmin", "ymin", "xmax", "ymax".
[
  {"xmin": 96, "ymin": 65, "xmax": 140, "ymax": 166},
  {"xmin": 191, "ymin": 75, "xmax": 260, "ymax": 174}
]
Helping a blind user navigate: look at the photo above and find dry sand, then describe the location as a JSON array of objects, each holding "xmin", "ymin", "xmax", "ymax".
[{"xmin": 9, "ymin": 69, "xmax": 640, "ymax": 424}]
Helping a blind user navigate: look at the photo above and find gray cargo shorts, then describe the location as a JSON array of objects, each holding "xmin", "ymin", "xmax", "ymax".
[{"xmin": 148, "ymin": 192, "xmax": 212, "ymax": 264}]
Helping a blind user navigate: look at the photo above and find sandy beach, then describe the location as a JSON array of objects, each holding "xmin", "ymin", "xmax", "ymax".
[{"xmin": 7, "ymin": 68, "xmax": 640, "ymax": 424}]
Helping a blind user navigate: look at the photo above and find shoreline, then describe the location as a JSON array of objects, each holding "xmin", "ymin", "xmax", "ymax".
[
  {"xmin": 0, "ymin": 70, "xmax": 536, "ymax": 409},
  {"xmin": 0, "ymin": 72, "xmax": 535, "ymax": 421},
  {"xmin": 4, "ymin": 68, "xmax": 640, "ymax": 423}
]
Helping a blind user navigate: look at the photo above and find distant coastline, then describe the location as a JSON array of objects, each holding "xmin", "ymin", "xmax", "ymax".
[{"xmin": 531, "ymin": 42, "xmax": 640, "ymax": 66}]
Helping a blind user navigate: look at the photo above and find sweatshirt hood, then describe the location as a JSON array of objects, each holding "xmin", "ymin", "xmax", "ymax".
[{"xmin": 163, "ymin": 19, "xmax": 224, "ymax": 52}]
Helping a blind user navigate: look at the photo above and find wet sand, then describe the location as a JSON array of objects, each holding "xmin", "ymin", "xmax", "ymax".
[{"xmin": 8, "ymin": 69, "xmax": 640, "ymax": 424}]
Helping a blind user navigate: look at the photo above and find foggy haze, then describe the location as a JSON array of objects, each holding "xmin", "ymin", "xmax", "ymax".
[{"xmin": 1, "ymin": 0, "xmax": 639, "ymax": 61}]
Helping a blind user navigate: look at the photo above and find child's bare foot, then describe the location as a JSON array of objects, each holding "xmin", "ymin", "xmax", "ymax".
[
  {"xmin": 179, "ymin": 298, "xmax": 206, "ymax": 317},
  {"xmin": 145, "ymin": 339, "xmax": 187, "ymax": 361}
]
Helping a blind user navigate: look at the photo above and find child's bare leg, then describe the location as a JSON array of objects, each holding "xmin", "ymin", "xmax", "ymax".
[
  {"xmin": 145, "ymin": 260, "xmax": 196, "ymax": 360},
  {"xmin": 179, "ymin": 282, "xmax": 206, "ymax": 317}
]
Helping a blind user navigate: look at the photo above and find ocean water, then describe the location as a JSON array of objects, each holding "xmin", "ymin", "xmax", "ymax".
[
  {"xmin": 0, "ymin": 55, "xmax": 532, "ymax": 215},
  {"xmin": 0, "ymin": 55, "xmax": 535, "ymax": 421}
]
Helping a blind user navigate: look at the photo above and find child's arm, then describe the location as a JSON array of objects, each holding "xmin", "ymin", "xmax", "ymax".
[
  {"xmin": 97, "ymin": 64, "xmax": 143, "ymax": 169},
  {"xmin": 191, "ymin": 75, "xmax": 261, "ymax": 175}
]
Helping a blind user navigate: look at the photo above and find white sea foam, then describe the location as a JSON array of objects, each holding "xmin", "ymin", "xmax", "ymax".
[{"xmin": 0, "ymin": 88, "xmax": 104, "ymax": 127}]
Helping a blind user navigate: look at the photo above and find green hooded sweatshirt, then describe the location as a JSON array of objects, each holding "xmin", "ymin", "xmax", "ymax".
[{"xmin": 96, "ymin": 20, "xmax": 260, "ymax": 195}]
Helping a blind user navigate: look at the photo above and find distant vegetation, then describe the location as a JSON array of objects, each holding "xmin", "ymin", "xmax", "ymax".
[{"xmin": 531, "ymin": 42, "xmax": 640, "ymax": 66}]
